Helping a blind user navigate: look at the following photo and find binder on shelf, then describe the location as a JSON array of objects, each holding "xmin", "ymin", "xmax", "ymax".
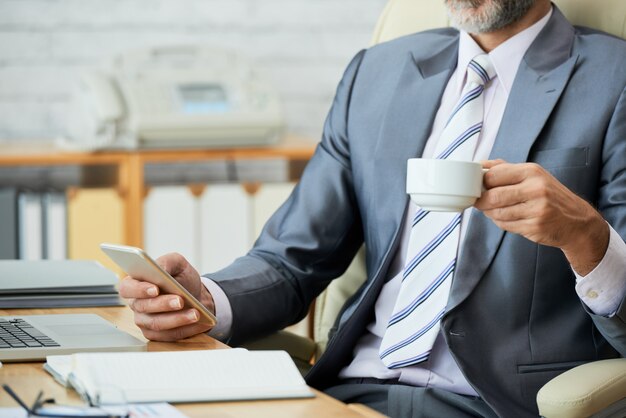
[
  {"xmin": 144, "ymin": 186, "xmax": 199, "ymax": 268},
  {"xmin": 199, "ymin": 184, "xmax": 251, "ymax": 274},
  {"xmin": 0, "ymin": 188, "xmax": 19, "ymax": 259},
  {"xmin": 67, "ymin": 188, "xmax": 124, "ymax": 274},
  {"xmin": 42, "ymin": 190, "xmax": 68, "ymax": 260},
  {"xmin": 0, "ymin": 165, "xmax": 82, "ymax": 190},
  {"xmin": 18, "ymin": 191, "xmax": 43, "ymax": 261},
  {"xmin": 233, "ymin": 159, "xmax": 290, "ymax": 182},
  {"xmin": 144, "ymin": 160, "xmax": 230, "ymax": 186}
]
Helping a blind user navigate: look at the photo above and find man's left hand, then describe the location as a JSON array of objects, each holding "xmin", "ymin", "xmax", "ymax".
[{"xmin": 474, "ymin": 160, "xmax": 609, "ymax": 276}]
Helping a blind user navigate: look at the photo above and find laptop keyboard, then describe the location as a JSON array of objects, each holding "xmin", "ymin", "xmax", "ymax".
[{"xmin": 0, "ymin": 318, "xmax": 60, "ymax": 349}]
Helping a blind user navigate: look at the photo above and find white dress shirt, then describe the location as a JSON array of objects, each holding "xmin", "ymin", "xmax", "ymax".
[{"xmin": 204, "ymin": 6, "xmax": 626, "ymax": 395}]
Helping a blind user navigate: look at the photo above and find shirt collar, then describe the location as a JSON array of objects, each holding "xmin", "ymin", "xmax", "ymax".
[{"xmin": 456, "ymin": 6, "xmax": 553, "ymax": 95}]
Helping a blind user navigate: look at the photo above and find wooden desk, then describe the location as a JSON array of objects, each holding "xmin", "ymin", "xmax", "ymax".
[{"xmin": 0, "ymin": 306, "xmax": 374, "ymax": 418}]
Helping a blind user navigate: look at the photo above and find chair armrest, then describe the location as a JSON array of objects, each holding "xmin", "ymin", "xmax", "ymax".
[
  {"xmin": 241, "ymin": 330, "xmax": 317, "ymax": 375},
  {"xmin": 537, "ymin": 358, "xmax": 626, "ymax": 418}
]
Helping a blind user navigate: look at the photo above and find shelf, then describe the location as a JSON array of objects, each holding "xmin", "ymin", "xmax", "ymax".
[{"xmin": 0, "ymin": 135, "xmax": 316, "ymax": 248}]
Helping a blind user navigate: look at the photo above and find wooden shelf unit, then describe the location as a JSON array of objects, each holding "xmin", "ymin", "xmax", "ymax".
[{"xmin": 0, "ymin": 137, "xmax": 316, "ymax": 248}]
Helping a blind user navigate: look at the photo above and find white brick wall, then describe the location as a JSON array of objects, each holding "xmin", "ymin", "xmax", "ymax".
[{"xmin": 0, "ymin": 0, "xmax": 387, "ymax": 142}]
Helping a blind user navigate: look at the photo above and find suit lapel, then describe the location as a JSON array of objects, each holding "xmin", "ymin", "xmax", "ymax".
[
  {"xmin": 447, "ymin": 7, "xmax": 579, "ymax": 313},
  {"xmin": 370, "ymin": 40, "xmax": 458, "ymax": 276}
]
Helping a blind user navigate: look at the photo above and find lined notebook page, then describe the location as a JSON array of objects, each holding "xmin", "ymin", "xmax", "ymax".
[{"xmin": 71, "ymin": 349, "xmax": 313, "ymax": 404}]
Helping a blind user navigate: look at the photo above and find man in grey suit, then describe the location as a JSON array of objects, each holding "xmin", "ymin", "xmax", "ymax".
[{"xmin": 120, "ymin": 0, "xmax": 626, "ymax": 416}]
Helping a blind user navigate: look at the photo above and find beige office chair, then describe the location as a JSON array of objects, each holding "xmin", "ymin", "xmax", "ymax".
[{"xmin": 246, "ymin": 1, "xmax": 626, "ymax": 417}]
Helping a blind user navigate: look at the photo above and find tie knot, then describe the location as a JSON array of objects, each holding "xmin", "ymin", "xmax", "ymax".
[{"xmin": 467, "ymin": 54, "xmax": 495, "ymax": 86}]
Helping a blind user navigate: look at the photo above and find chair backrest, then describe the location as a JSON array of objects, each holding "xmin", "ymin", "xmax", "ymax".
[
  {"xmin": 313, "ymin": 0, "xmax": 626, "ymax": 355},
  {"xmin": 313, "ymin": 247, "xmax": 367, "ymax": 354},
  {"xmin": 370, "ymin": 0, "xmax": 626, "ymax": 45}
]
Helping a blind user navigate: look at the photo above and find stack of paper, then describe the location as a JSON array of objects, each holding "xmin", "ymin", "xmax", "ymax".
[
  {"xmin": 0, "ymin": 260, "xmax": 122, "ymax": 308},
  {"xmin": 45, "ymin": 349, "xmax": 313, "ymax": 404}
]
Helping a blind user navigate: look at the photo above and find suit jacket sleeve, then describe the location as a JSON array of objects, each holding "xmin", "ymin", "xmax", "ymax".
[
  {"xmin": 205, "ymin": 50, "xmax": 367, "ymax": 346},
  {"xmin": 587, "ymin": 85, "xmax": 626, "ymax": 357}
]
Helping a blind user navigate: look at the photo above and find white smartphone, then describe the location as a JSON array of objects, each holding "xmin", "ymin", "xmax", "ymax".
[{"xmin": 100, "ymin": 243, "xmax": 217, "ymax": 328}]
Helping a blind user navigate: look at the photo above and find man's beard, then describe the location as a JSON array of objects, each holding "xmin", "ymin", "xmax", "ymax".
[{"xmin": 444, "ymin": 0, "xmax": 537, "ymax": 33}]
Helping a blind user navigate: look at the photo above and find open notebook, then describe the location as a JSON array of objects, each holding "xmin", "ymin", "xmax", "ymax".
[{"xmin": 45, "ymin": 349, "xmax": 313, "ymax": 405}]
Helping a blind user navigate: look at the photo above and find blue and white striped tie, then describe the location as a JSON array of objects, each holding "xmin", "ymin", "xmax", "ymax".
[{"xmin": 379, "ymin": 54, "xmax": 496, "ymax": 369}]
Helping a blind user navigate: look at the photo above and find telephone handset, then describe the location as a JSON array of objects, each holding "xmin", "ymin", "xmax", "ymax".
[
  {"xmin": 64, "ymin": 72, "xmax": 127, "ymax": 150},
  {"xmin": 80, "ymin": 73, "xmax": 124, "ymax": 123},
  {"xmin": 63, "ymin": 46, "xmax": 284, "ymax": 150}
]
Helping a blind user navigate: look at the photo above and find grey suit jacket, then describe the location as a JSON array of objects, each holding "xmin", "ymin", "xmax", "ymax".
[{"xmin": 208, "ymin": 7, "xmax": 626, "ymax": 417}]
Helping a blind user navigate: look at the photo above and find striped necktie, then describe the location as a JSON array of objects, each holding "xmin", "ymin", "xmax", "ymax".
[{"xmin": 379, "ymin": 54, "xmax": 496, "ymax": 369}]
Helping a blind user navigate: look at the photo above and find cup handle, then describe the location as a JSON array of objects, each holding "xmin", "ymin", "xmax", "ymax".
[{"xmin": 481, "ymin": 168, "xmax": 489, "ymax": 193}]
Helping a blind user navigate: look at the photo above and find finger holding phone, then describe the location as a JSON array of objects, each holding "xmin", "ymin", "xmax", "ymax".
[{"xmin": 106, "ymin": 245, "xmax": 217, "ymax": 342}]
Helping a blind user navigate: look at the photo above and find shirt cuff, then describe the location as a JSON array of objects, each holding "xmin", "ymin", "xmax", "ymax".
[
  {"xmin": 574, "ymin": 224, "xmax": 626, "ymax": 316},
  {"xmin": 200, "ymin": 276, "xmax": 233, "ymax": 342}
]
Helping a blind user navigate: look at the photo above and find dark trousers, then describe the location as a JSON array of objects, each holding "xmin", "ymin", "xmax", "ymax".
[{"xmin": 325, "ymin": 379, "xmax": 498, "ymax": 418}]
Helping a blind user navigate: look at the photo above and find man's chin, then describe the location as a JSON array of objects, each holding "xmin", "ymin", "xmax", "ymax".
[
  {"xmin": 447, "ymin": 13, "xmax": 495, "ymax": 34},
  {"xmin": 445, "ymin": 0, "xmax": 494, "ymax": 32},
  {"xmin": 445, "ymin": 0, "xmax": 536, "ymax": 34}
]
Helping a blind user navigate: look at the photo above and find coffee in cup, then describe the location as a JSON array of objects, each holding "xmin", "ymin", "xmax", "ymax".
[{"xmin": 406, "ymin": 158, "xmax": 484, "ymax": 212}]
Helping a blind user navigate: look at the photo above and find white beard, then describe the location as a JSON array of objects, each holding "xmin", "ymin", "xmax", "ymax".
[{"xmin": 445, "ymin": 0, "xmax": 536, "ymax": 33}]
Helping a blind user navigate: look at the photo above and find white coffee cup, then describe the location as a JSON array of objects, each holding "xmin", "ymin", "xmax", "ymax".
[{"xmin": 406, "ymin": 158, "xmax": 485, "ymax": 212}]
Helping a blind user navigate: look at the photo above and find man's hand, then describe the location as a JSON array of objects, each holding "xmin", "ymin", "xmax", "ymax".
[
  {"xmin": 118, "ymin": 252, "xmax": 216, "ymax": 341},
  {"xmin": 474, "ymin": 160, "xmax": 609, "ymax": 276}
]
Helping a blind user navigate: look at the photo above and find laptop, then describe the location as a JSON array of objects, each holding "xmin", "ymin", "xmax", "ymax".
[{"xmin": 0, "ymin": 314, "xmax": 146, "ymax": 362}]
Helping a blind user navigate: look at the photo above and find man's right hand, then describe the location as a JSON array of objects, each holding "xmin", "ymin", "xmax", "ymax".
[{"xmin": 118, "ymin": 252, "xmax": 216, "ymax": 341}]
